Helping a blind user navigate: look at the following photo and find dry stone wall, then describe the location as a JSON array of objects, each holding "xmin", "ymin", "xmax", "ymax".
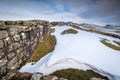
[{"xmin": 0, "ymin": 20, "xmax": 50, "ymax": 79}]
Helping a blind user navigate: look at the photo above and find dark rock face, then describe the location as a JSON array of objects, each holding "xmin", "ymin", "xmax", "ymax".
[
  {"xmin": 0, "ymin": 20, "xmax": 50, "ymax": 79},
  {"xmin": 11, "ymin": 72, "xmax": 32, "ymax": 80}
]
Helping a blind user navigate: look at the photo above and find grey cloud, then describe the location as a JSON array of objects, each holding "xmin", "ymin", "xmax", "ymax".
[{"xmin": 80, "ymin": 0, "xmax": 120, "ymax": 24}]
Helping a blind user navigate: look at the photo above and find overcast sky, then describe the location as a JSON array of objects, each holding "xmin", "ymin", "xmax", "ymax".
[{"xmin": 0, "ymin": 0, "xmax": 120, "ymax": 25}]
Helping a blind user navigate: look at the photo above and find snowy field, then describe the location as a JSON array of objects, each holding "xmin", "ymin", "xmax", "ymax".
[{"xmin": 20, "ymin": 26, "xmax": 120, "ymax": 80}]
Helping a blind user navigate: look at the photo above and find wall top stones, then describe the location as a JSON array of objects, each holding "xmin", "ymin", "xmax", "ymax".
[{"xmin": 0, "ymin": 20, "xmax": 50, "ymax": 79}]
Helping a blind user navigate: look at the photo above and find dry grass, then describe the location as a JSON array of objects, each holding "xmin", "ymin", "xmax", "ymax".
[
  {"xmin": 100, "ymin": 39, "xmax": 120, "ymax": 51},
  {"xmin": 51, "ymin": 68, "xmax": 109, "ymax": 80},
  {"xmin": 61, "ymin": 29, "xmax": 78, "ymax": 35},
  {"xmin": 27, "ymin": 35, "xmax": 56, "ymax": 62}
]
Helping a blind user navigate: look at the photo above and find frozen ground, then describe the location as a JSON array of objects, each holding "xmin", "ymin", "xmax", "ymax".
[{"xmin": 20, "ymin": 26, "xmax": 120, "ymax": 80}]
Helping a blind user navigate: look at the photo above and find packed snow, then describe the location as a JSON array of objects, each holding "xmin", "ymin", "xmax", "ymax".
[{"xmin": 20, "ymin": 26, "xmax": 120, "ymax": 80}]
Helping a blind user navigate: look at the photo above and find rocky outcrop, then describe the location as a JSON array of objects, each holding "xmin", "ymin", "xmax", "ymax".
[
  {"xmin": 10, "ymin": 72, "xmax": 67, "ymax": 80},
  {"xmin": 0, "ymin": 20, "xmax": 50, "ymax": 79}
]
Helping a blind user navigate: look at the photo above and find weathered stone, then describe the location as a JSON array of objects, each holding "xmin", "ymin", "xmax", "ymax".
[
  {"xmin": 5, "ymin": 37, "xmax": 12, "ymax": 45},
  {"xmin": 12, "ymin": 42, "xmax": 21, "ymax": 49},
  {"xmin": 8, "ymin": 44, "xmax": 14, "ymax": 52},
  {"xmin": 0, "ymin": 57, "xmax": 7, "ymax": 67},
  {"xmin": 7, "ymin": 57, "xmax": 18, "ymax": 69},
  {"xmin": 30, "ymin": 72, "xmax": 43, "ymax": 80},
  {"xmin": 9, "ymin": 28, "xmax": 18, "ymax": 35},
  {"xmin": 23, "ymin": 21, "xmax": 33, "ymax": 26},
  {"xmin": 0, "ymin": 30, "xmax": 8, "ymax": 39},
  {"xmin": 51, "ymin": 76, "xmax": 59, "ymax": 80},
  {"xmin": 11, "ymin": 62, "xmax": 19, "ymax": 70},
  {"xmin": 16, "ymin": 48, "xmax": 23, "ymax": 54},
  {"xmin": 22, "ymin": 39, "xmax": 27, "ymax": 46},
  {"xmin": 12, "ymin": 72, "xmax": 32, "ymax": 80},
  {"xmin": 19, "ymin": 26, "xmax": 29, "ymax": 32},
  {"xmin": 0, "ymin": 40, "xmax": 4, "ymax": 48},
  {"xmin": 0, "ymin": 22, "xmax": 7, "ymax": 30},
  {"xmin": 0, "ymin": 65, "xmax": 7, "ymax": 76},
  {"xmin": 32, "ymin": 26, "xmax": 37, "ymax": 30},
  {"xmin": 5, "ymin": 21, "xmax": 16, "ymax": 25},
  {"xmin": 60, "ymin": 78, "xmax": 68, "ymax": 80},
  {"xmin": 13, "ymin": 35, "xmax": 20, "ymax": 42},
  {"xmin": 7, "ymin": 52, "xmax": 15, "ymax": 60},
  {"xmin": 21, "ymin": 32, "xmax": 26, "ymax": 39},
  {"xmin": 5, "ymin": 70, "xmax": 18, "ymax": 80},
  {"xmin": 37, "ymin": 32, "xmax": 39, "ymax": 37},
  {"xmin": 0, "ymin": 50, "xmax": 4, "ymax": 58},
  {"xmin": 43, "ymin": 76, "xmax": 59, "ymax": 80},
  {"xmin": 90, "ymin": 77, "xmax": 105, "ymax": 80}
]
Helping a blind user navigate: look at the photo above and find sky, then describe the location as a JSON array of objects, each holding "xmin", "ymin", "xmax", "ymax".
[{"xmin": 0, "ymin": 0, "xmax": 120, "ymax": 26}]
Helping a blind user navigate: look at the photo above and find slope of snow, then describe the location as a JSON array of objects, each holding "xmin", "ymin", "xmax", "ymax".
[{"xmin": 20, "ymin": 26, "xmax": 120, "ymax": 80}]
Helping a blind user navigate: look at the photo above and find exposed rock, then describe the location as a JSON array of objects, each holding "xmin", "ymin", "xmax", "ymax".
[
  {"xmin": 5, "ymin": 37, "xmax": 12, "ymax": 45},
  {"xmin": 30, "ymin": 72, "xmax": 43, "ymax": 80},
  {"xmin": 5, "ymin": 21, "xmax": 17, "ymax": 25},
  {"xmin": 7, "ymin": 52, "xmax": 15, "ymax": 60},
  {"xmin": 0, "ymin": 50, "xmax": 4, "ymax": 58},
  {"xmin": 9, "ymin": 28, "xmax": 18, "ymax": 36},
  {"xmin": 0, "ymin": 30, "xmax": 8, "ymax": 39},
  {"xmin": 23, "ymin": 21, "xmax": 33, "ymax": 26},
  {"xmin": 7, "ymin": 57, "xmax": 18, "ymax": 69},
  {"xmin": 13, "ymin": 35, "xmax": 20, "ymax": 42},
  {"xmin": 90, "ymin": 77, "xmax": 105, "ymax": 80},
  {"xmin": 0, "ymin": 40, "xmax": 4, "ymax": 48},
  {"xmin": 0, "ymin": 22, "xmax": 7, "ymax": 30},
  {"xmin": 21, "ymin": 33, "xmax": 27, "ymax": 39},
  {"xmin": 60, "ymin": 78, "xmax": 68, "ymax": 80},
  {"xmin": 0, "ymin": 57, "xmax": 7, "ymax": 67},
  {"xmin": 12, "ymin": 72, "xmax": 32, "ymax": 80}
]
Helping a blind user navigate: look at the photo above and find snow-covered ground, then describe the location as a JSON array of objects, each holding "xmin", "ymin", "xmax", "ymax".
[{"xmin": 20, "ymin": 26, "xmax": 120, "ymax": 80}]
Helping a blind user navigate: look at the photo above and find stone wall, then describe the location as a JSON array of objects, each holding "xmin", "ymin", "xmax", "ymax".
[{"xmin": 0, "ymin": 20, "xmax": 50, "ymax": 79}]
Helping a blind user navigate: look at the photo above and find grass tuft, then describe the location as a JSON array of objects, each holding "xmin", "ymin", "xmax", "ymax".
[
  {"xmin": 61, "ymin": 29, "xmax": 78, "ymax": 35},
  {"xmin": 27, "ymin": 35, "xmax": 56, "ymax": 62},
  {"xmin": 50, "ymin": 68, "xmax": 109, "ymax": 80},
  {"xmin": 100, "ymin": 39, "xmax": 120, "ymax": 51}
]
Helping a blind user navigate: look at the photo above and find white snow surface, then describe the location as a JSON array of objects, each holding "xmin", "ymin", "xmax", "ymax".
[{"xmin": 20, "ymin": 26, "xmax": 120, "ymax": 80}]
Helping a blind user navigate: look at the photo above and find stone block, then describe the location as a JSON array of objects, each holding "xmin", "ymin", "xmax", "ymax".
[
  {"xmin": 9, "ymin": 28, "xmax": 18, "ymax": 36},
  {"xmin": 21, "ymin": 33, "xmax": 26, "ymax": 39},
  {"xmin": 16, "ymin": 48, "xmax": 23, "ymax": 54},
  {"xmin": 0, "ymin": 40, "xmax": 4, "ymax": 48},
  {"xmin": 0, "ymin": 30, "xmax": 8, "ymax": 39},
  {"xmin": 8, "ymin": 44, "xmax": 14, "ymax": 52},
  {"xmin": 5, "ymin": 37, "xmax": 12, "ymax": 45},
  {"xmin": 19, "ymin": 26, "xmax": 29, "ymax": 32},
  {"xmin": 0, "ymin": 57, "xmax": 7, "ymax": 67},
  {"xmin": 13, "ymin": 35, "xmax": 20, "ymax": 42},
  {"xmin": 5, "ymin": 21, "xmax": 16, "ymax": 25},
  {"xmin": 7, "ymin": 57, "xmax": 18, "ymax": 69},
  {"xmin": 30, "ymin": 72, "xmax": 43, "ymax": 80},
  {"xmin": 0, "ymin": 65, "xmax": 7, "ymax": 75},
  {"xmin": 12, "ymin": 42, "xmax": 21, "ymax": 49},
  {"xmin": 23, "ymin": 21, "xmax": 33, "ymax": 26},
  {"xmin": 0, "ymin": 50, "xmax": 4, "ymax": 58},
  {"xmin": 7, "ymin": 52, "xmax": 15, "ymax": 60}
]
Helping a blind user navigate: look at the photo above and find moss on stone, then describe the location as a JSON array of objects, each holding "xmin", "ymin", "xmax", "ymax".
[
  {"xmin": 100, "ymin": 39, "xmax": 120, "ymax": 51},
  {"xmin": 61, "ymin": 29, "xmax": 78, "ymax": 35},
  {"xmin": 50, "ymin": 68, "xmax": 109, "ymax": 80},
  {"xmin": 27, "ymin": 35, "xmax": 56, "ymax": 62}
]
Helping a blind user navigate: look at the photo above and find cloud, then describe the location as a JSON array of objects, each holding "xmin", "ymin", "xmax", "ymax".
[{"xmin": 0, "ymin": 0, "xmax": 120, "ymax": 25}]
